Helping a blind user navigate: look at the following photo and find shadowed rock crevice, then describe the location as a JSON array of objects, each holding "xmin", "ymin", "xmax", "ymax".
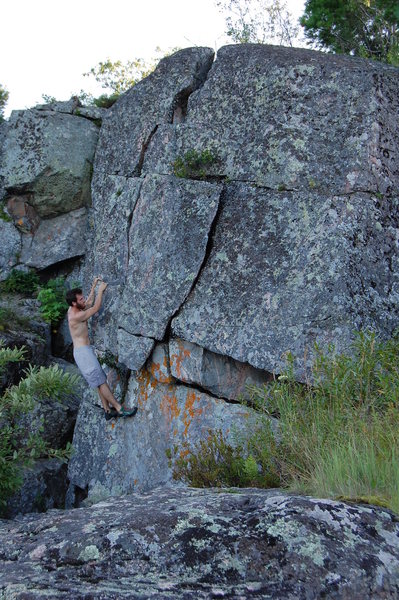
[{"xmin": 134, "ymin": 124, "xmax": 159, "ymax": 177}]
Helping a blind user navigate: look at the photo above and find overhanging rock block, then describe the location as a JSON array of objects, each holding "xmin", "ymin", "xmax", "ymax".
[
  {"xmin": 88, "ymin": 174, "xmax": 142, "ymax": 354},
  {"xmin": 145, "ymin": 44, "xmax": 399, "ymax": 195},
  {"xmin": 172, "ymin": 183, "xmax": 399, "ymax": 378}
]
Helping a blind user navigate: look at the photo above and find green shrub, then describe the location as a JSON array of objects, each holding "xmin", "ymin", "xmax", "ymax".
[
  {"xmin": 0, "ymin": 352, "xmax": 77, "ymax": 511},
  {"xmin": 172, "ymin": 426, "xmax": 279, "ymax": 488},
  {"xmin": 36, "ymin": 277, "xmax": 68, "ymax": 325},
  {"xmin": 93, "ymin": 93, "xmax": 119, "ymax": 108},
  {"xmin": 1, "ymin": 269, "xmax": 40, "ymax": 294},
  {"xmin": 172, "ymin": 148, "xmax": 218, "ymax": 180}
]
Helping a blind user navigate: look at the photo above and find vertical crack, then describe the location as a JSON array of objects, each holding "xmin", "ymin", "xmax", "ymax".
[
  {"xmin": 134, "ymin": 125, "xmax": 159, "ymax": 177},
  {"xmin": 162, "ymin": 184, "xmax": 225, "ymax": 342}
]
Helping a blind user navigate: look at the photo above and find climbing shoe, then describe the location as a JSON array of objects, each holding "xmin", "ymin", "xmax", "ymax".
[
  {"xmin": 119, "ymin": 406, "xmax": 138, "ymax": 418},
  {"xmin": 104, "ymin": 409, "xmax": 118, "ymax": 421}
]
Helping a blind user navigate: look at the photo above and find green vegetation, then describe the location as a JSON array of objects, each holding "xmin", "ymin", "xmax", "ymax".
[
  {"xmin": 0, "ymin": 347, "xmax": 77, "ymax": 511},
  {"xmin": 173, "ymin": 427, "xmax": 279, "ymax": 488},
  {"xmin": 300, "ymin": 0, "xmax": 399, "ymax": 65},
  {"xmin": 0, "ymin": 201, "xmax": 12, "ymax": 222},
  {"xmin": 172, "ymin": 149, "xmax": 218, "ymax": 180},
  {"xmin": 1, "ymin": 269, "xmax": 40, "ymax": 295},
  {"xmin": 1, "ymin": 271, "xmax": 73, "ymax": 328},
  {"xmin": 36, "ymin": 277, "xmax": 69, "ymax": 326},
  {"xmin": 0, "ymin": 84, "xmax": 9, "ymax": 121},
  {"xmin": 173, "ymin": 331, "xmax": 399, "ymax": 514}
]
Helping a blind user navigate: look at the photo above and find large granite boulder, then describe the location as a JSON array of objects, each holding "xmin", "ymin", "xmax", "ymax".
[
  {"xmin": 1, "ymin": 487, "xmax": 399, "ymax": 598},
  {"xmin": 144, "ymin": 44, "xmax": 399, "ymax": 195},
  {"xmin": 1, "ymin": 108, "xmax": 99, "ymax": 218}
]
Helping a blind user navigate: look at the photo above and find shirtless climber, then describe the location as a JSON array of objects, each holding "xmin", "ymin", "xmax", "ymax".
[{"xmin": 66, "ymin": 277, "xmax": 137, "ymax": 421}]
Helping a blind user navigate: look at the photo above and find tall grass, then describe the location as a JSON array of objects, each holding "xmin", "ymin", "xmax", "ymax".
[
  {"xmin": 248, "ymin": 331, "xmax": 399, "ymax": 512},
  {"xmin": 174, "ymin": 331, "xmax": 399, "ymax": 514}
]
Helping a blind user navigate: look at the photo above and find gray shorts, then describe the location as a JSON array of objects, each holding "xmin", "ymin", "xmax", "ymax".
[{"xmin": 73, "ymin": 345, "xmax": 107, "ymax": 388}]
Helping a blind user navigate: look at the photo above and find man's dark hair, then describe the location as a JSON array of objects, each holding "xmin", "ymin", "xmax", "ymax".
[{"xmin": 66, "ymin": 287, "xmax": 82, "ymax": 307}]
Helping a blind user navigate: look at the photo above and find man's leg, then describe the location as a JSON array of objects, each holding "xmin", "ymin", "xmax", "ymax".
[{"xmin": 98, "ymin": 382, "xmax": 122, "ymax": 413}]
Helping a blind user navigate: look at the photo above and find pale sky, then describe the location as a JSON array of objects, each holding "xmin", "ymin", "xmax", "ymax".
[{"xmin": 1, "ymin": 0, "xmax": 306, "ymax": 117}]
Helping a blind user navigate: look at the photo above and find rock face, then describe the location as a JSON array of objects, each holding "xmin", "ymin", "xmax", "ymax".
[
  {"xmin": 65, "ymin": 44, "xmax": 399, "ymax": 502},
  {"xmin": 2, "ymin": 108, "xmax": 98, "ymax": 217},
  {"xmin": 1, "ymin": 45, "xmax": 399, "ymax": 516},
  {"xmin": 0, "ymin": 105, "xmax": 98, "ymax": 275},
  {"xmin": 1, "ymin": 487, "xmax": 399, "ymax": 599},
  {"xmin": 67, "ymin": 364, "xmax": 257, "ymax": 502}
]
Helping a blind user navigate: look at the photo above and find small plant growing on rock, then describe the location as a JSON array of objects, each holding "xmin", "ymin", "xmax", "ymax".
[{"xmin": 172, "ymin": 148, "xmax": 218, "ymax": 180}]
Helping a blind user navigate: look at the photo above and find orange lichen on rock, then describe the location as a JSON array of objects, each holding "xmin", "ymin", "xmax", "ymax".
[
  {"xmin": 136, "ymin": 369, "xmax": 158, "ymax": 408},
  {"xmin": 149, "ymin": 359, "xmax": 173, "ymax": 384},
  {"xmin": 183, "ymin": 390, "xmax": 204, "ymax": 437},
  {"xmin": 160, "ymin": 391, "xmax": 181, "ymax": 426},
  {"xmin": 170, "ymin": 341, "xmax": 191, "ymax": 380}
]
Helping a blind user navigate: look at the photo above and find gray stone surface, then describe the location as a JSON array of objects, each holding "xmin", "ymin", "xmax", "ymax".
[
  {"xmin": 0, "ymin": 220, "xmax": 20, "ymax": 280},
  {"xmin": 74, "ymin": 105, "xmax": 107, "ymax": 121},
  {"xmin": 3, "ymin": 458, "xmax": 68, "ymax": 520},
  {"xmin": 118, "ymin": 174, "xmax": 221, "ymax": 340},
  {"xmin": 1, "ymin": 487, "xmax": 399, "ymax": 599},
  {"xmin": 87, "ymin": 174, "xmax": 142, "ymax": 354},
  {"xmin": 147, "ymin": 342, "xmax": 174, "ymax": 383},
  {"xmin": 93, "ymin": 47, "xmax": 215, "ymax": 177},
  {"xmin": 170, "ymin": 338, "xmax": 272, "ymax": 400},
  {"xmin": 117, "ymin": 328, "xmax": 155, "ymax": 371},
  {"xmin": 172, "ymin": 184, "xmax": 399, "ymax": 377},
  {"xmin": 145, "ymin": 44, "xmax": 399, "ymax": 195},
  {"xmin": 20, "ymin": 207, "xmax": 88, "ymax": 269},
  {"xmin": 2, "ymin": 108, "xmax": 98, "ymax": 217},
  {"xmin": 67, "ymin": 368, "xmax": 257, "ymax": 500}
]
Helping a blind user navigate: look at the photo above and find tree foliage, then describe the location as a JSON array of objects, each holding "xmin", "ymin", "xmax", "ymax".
[
  {"xmin": 215, "ymin": 0, "xmax": 299, "ymax": 46},
  {"xmin": 0, "ymin": 84, "xmax": 9, "ymax": 121},
  {"xmin": 300, "ymin": 0, "xmax": 399, "ymax": 64}
]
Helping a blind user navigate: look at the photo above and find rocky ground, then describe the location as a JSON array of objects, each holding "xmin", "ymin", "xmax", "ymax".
[{"xmin": 0, "ymin": 487, "xmax": 398, "ymax": 599}]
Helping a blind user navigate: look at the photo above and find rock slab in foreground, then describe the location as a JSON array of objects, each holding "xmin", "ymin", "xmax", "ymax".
[{"xmin": 0, "ymin": 487, "xmax": 398, "ymax": 599}]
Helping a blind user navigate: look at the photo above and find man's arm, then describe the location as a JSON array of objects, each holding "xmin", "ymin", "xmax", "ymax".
[
  {"xmin": 85, "ymin": 277, "xmax": 101, "ymax": 307},
  {"xmin": 72, "ymin": 282, "xmax": 107, "ymax": 323}
]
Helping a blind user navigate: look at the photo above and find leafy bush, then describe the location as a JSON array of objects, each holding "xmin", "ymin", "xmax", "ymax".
[
  {"xmin": 173, "ymin": 332, "xmax": 399, "ymax": 514},
  {"xmin": 172, "ymin": 149, "xmax": 218, "ymax": 180},
  {"xmin": 1, "ymin": 269, "xmax": 40, "ymax": 294},
  {"xmin": 0, "ymin": 350, "xmax": 77, "ymax": 511},
  {"xmin": 9, "ymin": 364, "xmax": 81, "ymax": 405},
  {"xmin": 36, "ymin": 277, "xmax": 69, "ymax": 325}
]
